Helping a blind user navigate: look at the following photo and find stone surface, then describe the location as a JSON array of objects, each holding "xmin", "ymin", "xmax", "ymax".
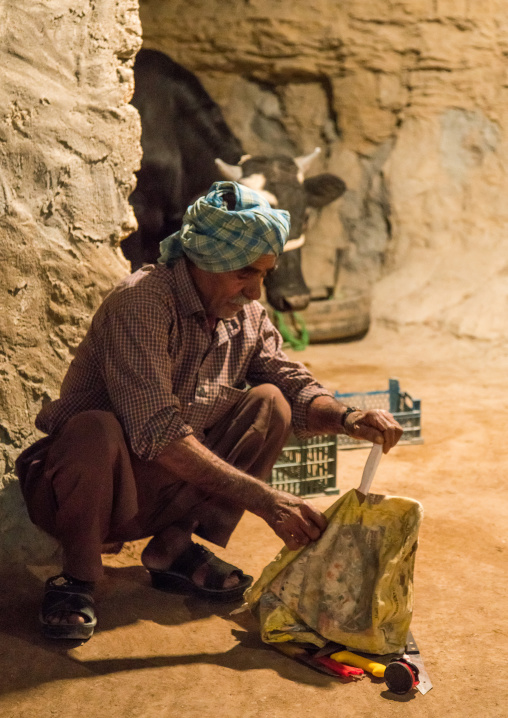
[
  {"xmin": 140, "ymin": 0, "xmax": 508, "ymax": 336},
  {"xmin": 0, "ymin": 0, "xmax": 142, "ymax": 565}
]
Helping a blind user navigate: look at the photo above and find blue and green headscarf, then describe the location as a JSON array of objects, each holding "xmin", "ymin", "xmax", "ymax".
[{"xmin": 158, "ymin": 181, "xmax": 290, "ymax": 272}]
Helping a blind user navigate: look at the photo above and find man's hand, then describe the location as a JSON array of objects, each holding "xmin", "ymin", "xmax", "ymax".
[
  {"xmin": 344, "ymin": 409, "xmax": 403, "ymax": 454},
  {"xmin": 262, "ymin": 491, "xmax": 328, "ymax": 551}
]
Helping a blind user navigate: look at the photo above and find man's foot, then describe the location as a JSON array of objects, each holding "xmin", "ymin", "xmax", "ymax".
[
  {"xmin": 142, "ymin": 529, "xmax": 252, "ymax": 602},
  {"xmin": 40, "ymin": 573, "xmax": 97, "ymax": 640},
  {"xmin": 141, "ymin": 526, "xmax": 241, "ymax": 590}
]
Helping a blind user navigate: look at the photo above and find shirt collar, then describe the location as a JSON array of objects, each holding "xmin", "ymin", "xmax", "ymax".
[{"xmin": 171, "ymin": 258, "xmax": 207, "ymax": 317}]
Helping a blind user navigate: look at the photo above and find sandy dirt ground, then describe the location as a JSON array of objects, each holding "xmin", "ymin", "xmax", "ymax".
[{"xmin": 1, "ymin": 324, "xmax": 507, "ymax": 718}]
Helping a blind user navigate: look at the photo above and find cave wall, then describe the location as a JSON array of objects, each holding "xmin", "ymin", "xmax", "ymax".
[
  {"xmin": 140, "ymin": 0, "xmax": 508, "ymax": 339},
  {"xmin": 0, "ymin": 1, "xmax": 142, "ymax": 565}
]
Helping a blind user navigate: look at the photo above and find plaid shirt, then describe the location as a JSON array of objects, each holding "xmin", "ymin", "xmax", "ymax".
[{"xmin": 36, "ymin": 259, "xmax": 334, "ymax": 460}]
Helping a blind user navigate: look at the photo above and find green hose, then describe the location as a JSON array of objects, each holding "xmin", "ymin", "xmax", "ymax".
[{"xmin": 273, "ymin": 310, "xmax": 310, "ymax": 351}]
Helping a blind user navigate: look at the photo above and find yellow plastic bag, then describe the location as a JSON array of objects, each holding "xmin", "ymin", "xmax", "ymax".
[{"xmin": 246, "ymin": 445, "xmax": 423, "ymax": 655}]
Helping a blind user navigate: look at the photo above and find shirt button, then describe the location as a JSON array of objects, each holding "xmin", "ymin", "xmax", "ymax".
[{"xmin": 196, "ymin": 386, "xmax": 206, "ymax": 397}]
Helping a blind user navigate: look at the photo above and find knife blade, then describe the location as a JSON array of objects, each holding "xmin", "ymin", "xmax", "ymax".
[{"xmin": 405, "ymin": 630, "xmax": 433, "ymax": 694}]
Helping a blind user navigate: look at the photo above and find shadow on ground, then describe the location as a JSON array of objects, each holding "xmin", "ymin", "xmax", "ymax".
[{"xmin": 0, "ymin": 564, "xmax": 335, "ymax": 697}]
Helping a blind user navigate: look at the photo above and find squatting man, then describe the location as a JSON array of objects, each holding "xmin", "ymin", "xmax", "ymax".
[{"xmin": 16, "ymin": 181, "xmax": 402, "ymax": 640}]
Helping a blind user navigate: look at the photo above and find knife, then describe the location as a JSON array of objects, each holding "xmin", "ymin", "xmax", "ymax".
[{"xmin": 404, "ymin": 630, "xmax": 433, "ymax": 694}]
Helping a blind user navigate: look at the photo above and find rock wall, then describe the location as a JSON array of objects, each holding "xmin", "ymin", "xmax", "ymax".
[
  {"xmin": 140, "ymin": 0, "xmax": 508, "ymax": 339},
  {"xmin": 0, "ymin": 1, "xmax": 142, "ymax": 565}
]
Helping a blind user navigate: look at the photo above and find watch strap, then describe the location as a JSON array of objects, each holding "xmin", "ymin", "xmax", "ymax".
[{"xmin": 342, "ymin": 406, "xmax": 359, "ymax": 431}]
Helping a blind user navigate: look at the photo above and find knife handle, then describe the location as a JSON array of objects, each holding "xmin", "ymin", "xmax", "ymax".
[{"xmin": 330, "ymin": 650, "xmax": 386, "ymax": 678}]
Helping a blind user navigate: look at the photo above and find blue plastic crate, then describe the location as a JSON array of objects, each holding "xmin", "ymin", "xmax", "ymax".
[
  {"xmin": 269, "ymin": 379, "xmax": 421, "ymax": 496},
  {"xmin": 334, "ymin": 378, "xmax": 422, "ymax": 449}
]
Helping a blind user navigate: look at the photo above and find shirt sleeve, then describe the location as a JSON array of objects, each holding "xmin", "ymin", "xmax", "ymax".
[
  {"xmin": 93, "ymin": 289, "xmax": 193, "ymax": 460},
  {"xmin": 246, "ymin": 310, "xmax": 335, "ymax": 437}
]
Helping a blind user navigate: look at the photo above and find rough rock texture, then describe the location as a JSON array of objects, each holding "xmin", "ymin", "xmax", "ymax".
[
  {"xmin": 0, "ymin": 0, "xmax": 142, "ymax": 565},
  {"xmin": 140, "ymin": 0, "xmax": 508, "ymax": 338}
]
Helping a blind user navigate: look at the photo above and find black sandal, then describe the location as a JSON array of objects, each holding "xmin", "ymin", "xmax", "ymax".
[
  {"xmin": 149, "ymin": 543, "xmax": 253, "ymax": 603},
  {"xmin": 40, "ymin": 574, "xmax": 97, "ymax": 640}
]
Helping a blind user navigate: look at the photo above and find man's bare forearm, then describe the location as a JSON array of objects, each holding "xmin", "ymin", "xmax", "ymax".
[
  {"xmin": 154, "ymin": 434, "xmax": 276, "ymax": 518},
  {"xmin": 154, "ymin": 432, "xmax": 328, "ymax": 550},
  {"xmin": 307, "ymin": 395, "xmax": 348, "ymax": 434}
]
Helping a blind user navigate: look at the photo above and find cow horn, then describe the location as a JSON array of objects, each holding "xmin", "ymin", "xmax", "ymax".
[
  {"xmin": 215, "ymin": 158, "xmax": 242, "ymax": 181},
  {"xmin": 294, "ymin": 147, "xmax": 321, "ymax": 175},
  {"xmin": 283, "ymin": 234, "xmax": 306, "ymax": 252}
]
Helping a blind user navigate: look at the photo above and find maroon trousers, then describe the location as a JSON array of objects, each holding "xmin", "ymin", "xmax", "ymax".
[{"xmin": 16, "ymin": 384, "xmax": 291, "ymax": 582}]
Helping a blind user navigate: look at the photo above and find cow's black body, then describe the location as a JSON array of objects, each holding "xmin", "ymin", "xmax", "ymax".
[
  {"xmin": 123, "ymin": 49, "xmax": 346, "ymax": 312},
  {"xmin": 122, "ymin": 49, "xmax": 243, "ymax": 270}
]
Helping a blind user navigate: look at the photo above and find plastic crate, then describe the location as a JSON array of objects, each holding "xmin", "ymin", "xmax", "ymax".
[
  {"xmin": 269, "ymin": 434, "xmax": 339, "ymax": 497},
  {"xmin": 335, "ymin": 378, "xmax": 422, "ymax": 449}
]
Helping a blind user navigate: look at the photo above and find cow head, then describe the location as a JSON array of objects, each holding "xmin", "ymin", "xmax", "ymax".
[{"xmin": 215, "ymin": 148, "xmax": 346, "ymax": 312}]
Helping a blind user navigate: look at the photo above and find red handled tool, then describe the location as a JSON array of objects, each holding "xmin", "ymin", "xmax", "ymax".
[{"xmin": 314, "ymin": 656, "xmax": 365, "ymax": 679}]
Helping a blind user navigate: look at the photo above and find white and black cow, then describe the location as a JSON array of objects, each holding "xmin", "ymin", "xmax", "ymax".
[{"xmin": 122, "ymin": 49, "xmax": 346, "ymax": 312}]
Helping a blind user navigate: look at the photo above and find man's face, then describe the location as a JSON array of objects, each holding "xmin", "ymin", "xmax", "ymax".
[{"xmin": 188, "ymin": 254, "xmax": 277, "ymax": 320}]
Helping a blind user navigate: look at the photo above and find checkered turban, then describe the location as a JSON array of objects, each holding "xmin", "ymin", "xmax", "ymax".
[{"xmin": 158, "ymin": 181, "xmax": 290, "ymax": 272}]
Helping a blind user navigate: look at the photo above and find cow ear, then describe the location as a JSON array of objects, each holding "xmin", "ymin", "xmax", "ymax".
[{"xmin": 303, "ymin": 174, "xmax": 347, "ymax": 208}]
